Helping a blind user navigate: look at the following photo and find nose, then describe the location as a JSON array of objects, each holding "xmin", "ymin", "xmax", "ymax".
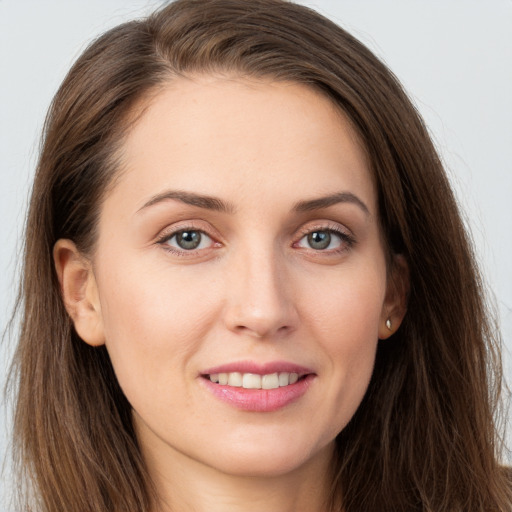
[{"xmin": 222, "ymin": 247, "xmax": 298, "ymax": 339}]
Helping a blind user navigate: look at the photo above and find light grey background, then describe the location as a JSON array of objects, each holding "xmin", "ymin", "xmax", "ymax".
[{"xmin": 1, "ymin": 0, "xmax": 511, "ymax": 508}]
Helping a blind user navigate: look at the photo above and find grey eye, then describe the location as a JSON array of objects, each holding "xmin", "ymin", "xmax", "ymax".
[
  {"xmin": 296, "ymin": 228, "xmax": 346, "ymax": 252},
  {"xmin": 307, "ymin": 231, "xmax": 332, "ymax": 250},
  {"xmin": 175, "ymin": 230, "xmax": 202, "ymax": 250},
  {"xmin": 160, "ymin": 228, "xmax": 215, "ymax": 253}
]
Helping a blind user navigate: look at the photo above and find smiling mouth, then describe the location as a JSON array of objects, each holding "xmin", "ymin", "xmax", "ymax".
[{"xmin": 204, "ymin": 372, "xmax": 307, "ymax": 390}]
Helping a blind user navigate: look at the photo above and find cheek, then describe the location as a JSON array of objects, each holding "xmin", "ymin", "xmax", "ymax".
[
  {"xmin": 304, "ymin": 259, "xmax": 386, "ymax": 346},
  {"xmin": 301, "ymin": 261, "xmax": 386, "ymax": 426},
  {"xmin": 316, "ymin": 286, "xmax": 381, "ymax": 382},
  {"xmin": 94, "ymin": 255, "xmax": 221, "ymax": 399}
]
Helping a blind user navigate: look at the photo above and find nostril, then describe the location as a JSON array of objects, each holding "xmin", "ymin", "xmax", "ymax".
[
  {"xmin": 222, "ymin": 279, "xmax": 299, "ymax": 338},
  {"xmin": 232, "ymin": 323, "xmax": 293, "ymax": 339}
]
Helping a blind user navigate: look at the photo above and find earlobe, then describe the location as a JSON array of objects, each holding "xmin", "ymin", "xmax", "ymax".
[
  {"xmin": 53, "ymin": 239, "xmax": 105, "ymax": 347},
  {"xmin": 379, "ymin": 254, "xmax": 409, "ymax": 340}
]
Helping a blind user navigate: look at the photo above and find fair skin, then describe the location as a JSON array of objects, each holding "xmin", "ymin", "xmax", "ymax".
[{"xmin": 54, "ymin": 76, "xmax": 407, "ymax": 512}]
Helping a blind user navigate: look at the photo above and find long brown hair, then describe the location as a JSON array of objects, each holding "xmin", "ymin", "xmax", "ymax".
[{"xmin": 9, "ymin": 0, "xmax": 511, "ymax": 510}]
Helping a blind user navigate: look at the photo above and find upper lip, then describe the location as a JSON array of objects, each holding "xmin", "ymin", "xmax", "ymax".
[{"xmin": 200, "ymin": 361, "xmax": 314, "ymax": 377}]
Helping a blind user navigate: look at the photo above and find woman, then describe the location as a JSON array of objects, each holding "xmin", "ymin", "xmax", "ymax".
[{"xmin": 9, "ymin": 0, "xmax": 511, "ymax": 510}]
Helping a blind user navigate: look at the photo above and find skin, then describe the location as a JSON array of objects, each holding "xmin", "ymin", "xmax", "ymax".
[{"xmin": 55, "ymin": 76, "xmax": 407, "ymax": 512}]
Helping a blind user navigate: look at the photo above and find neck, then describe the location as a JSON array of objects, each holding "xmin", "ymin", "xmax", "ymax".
[{"xmin": 145, "ymin": 441, "xmax": 335, "ymax": 512}]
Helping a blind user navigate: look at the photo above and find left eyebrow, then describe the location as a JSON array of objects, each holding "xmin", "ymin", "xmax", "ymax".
[{"xmin": 293, "ymin": 192, "xmax": 370, "ymax": 216}]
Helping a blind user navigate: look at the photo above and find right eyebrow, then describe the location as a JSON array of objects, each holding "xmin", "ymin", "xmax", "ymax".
[{"xmin": 137, "ymin": 190, "xmax": 236, "ymax": 214}]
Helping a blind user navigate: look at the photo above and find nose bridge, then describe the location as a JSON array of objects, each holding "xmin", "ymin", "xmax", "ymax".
[{"xmin": 223, "ymin": 238, "xmax": 297, "ymax": 338}]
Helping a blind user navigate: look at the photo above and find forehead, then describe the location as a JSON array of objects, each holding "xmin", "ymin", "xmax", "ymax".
[{"xmin": 108, "ymin": 75, "xmax": 375, "ymax": 216}]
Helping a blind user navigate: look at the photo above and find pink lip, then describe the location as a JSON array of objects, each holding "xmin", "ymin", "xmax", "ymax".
[
  {"xmin": 199, "ymin": 360, "xmax": 316, "ymax": 412},
  {"xmin": 201, "ymin": 360, "xmax": 313, "ymax": 376}
]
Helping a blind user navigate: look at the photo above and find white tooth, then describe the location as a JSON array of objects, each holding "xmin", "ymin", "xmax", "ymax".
[
  {"xmin": 209, "ymin": 373, "xmax": 219, "ymax": 383},
  {"xmin": 289, "ymin": 373, "xmax": 299, "ymax": 384},
  {"xmin": 218, "ymin": 373, "xmax": 228, "ymax": 385},
  {"xmin": 242, "ymin": 373, "xmax": 262, "ymax": 389},
  {"xmin": 262, "ymin": 373, "xmax": 279, "ymax": 389},
  {"xmin": 278, "ymin": 372, "xmax": 290, "ymax": 387},
  {"xmin": 227, "ymin": 372, "xmax": 242, "ymax": 387}
]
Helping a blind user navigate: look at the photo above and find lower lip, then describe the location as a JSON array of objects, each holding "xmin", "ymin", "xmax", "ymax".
[{"xmin": 201, "ymin": 375, "xmax": 315, "ymax": 412}]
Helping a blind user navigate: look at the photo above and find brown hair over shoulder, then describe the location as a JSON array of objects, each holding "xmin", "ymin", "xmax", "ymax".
[{"xmin": 9, "ymin": 0, "xmax": 511, "ymax": 510}]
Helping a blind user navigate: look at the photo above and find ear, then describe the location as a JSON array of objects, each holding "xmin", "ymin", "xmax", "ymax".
[
  {"xmin": 378, "ymin": 254, "xmax": 409, "ymax": 340},
  {"xmin": 53, "ymin": 239, "xmax": 105, "ymax": 347}
]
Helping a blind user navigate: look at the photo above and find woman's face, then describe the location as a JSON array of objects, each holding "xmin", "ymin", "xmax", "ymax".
[{"xmin": 65, "ymin": 76, "xmax": 402, "ymax": 478}]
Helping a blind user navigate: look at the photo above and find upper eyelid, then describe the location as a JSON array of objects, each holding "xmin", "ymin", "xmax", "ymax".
[
  {"xmin": 158, "ymin": 226, "xmax": 207, "ymax": 239},
  {"xmin": 295, "ymin": 228, "xmax": 350, "ymax": 245},
  {"xmin": 162, "ymin": 228, "xmax": 212, "ymax": 241},
  {"xmin": 155, "ymin": 221, "xmax": 221, "ymax": 243},
  {"xmin": 295, "ymin": 220, "xmax": 352, "ymax": 238}
]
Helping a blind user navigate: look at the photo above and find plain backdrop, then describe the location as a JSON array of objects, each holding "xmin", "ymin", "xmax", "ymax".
[{"xmin": 1, "ymin": 0, "xmax": 511, "ymax": 508}]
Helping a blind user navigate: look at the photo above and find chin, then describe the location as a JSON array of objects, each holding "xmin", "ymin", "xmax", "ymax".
[{"xmin": 202, "ymin": 437, "xmax": 334, "ymax": 479}]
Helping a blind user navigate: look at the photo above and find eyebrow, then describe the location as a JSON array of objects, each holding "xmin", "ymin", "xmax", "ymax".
[
  {"xmin": 293, "ymin": 192, "xmax": 370, "ymax": 216},
  {"xmin": 138, "ymin": 190, "xmax": 235, "ymax": 214}
]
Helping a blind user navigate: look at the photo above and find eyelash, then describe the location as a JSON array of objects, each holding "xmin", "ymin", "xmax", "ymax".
[
  {"xmin": 156, "ymin": 224, "xmax": 218, "ymax": 257},
  {"xmin": 156, "ymin": 223, "xmax": 355, "ymax": 256},
  {"xmin": 294, "ymin": 224, "xmax": 356, "ymax": 254}
]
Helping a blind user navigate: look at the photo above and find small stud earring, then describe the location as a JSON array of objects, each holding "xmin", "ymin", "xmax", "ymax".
[{"xmin": 386, "ymin": 318, "xmax": 392, "ymax": 331}]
